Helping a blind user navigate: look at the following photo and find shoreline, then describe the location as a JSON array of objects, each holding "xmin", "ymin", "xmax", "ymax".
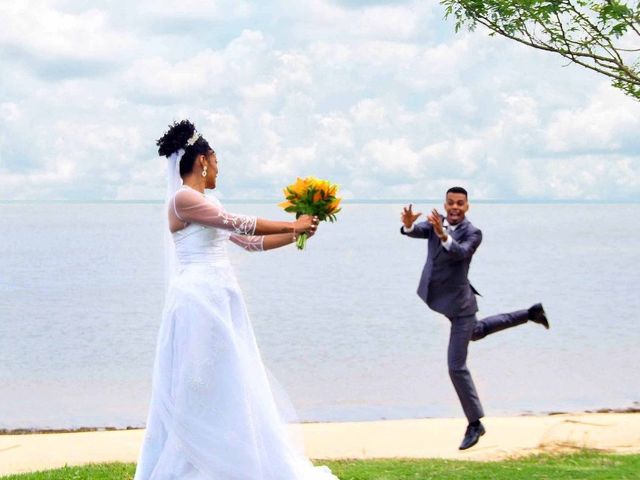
[
  {"xmin": 1, "ymin": 411, "xmax": 639, "ymax": 476},
  {"xmin": 2, "ymin": 405, "xmax": 639, "ymax": 436}
]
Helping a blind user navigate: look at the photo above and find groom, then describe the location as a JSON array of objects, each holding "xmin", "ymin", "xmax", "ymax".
[{"xmin": 400, "ymin": 187, "xmax": 549, "ymax": 450}]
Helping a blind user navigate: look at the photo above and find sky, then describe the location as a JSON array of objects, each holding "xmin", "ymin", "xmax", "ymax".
[{"xmin": 1, "ymin": 0, "xmax": 639, "ymax": 201}]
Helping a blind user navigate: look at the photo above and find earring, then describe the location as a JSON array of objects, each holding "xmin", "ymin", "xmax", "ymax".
[{"xmin": 202, "ymin": 167, "xmax": 208, "ymax": 177}]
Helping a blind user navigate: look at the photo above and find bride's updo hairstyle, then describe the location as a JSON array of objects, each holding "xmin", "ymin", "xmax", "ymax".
[{"xmin": 157, "ymin": 120, "xmax": 214, "ymax": 176}]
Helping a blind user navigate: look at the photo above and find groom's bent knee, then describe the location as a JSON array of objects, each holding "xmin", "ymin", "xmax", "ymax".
[
  {"xmin": 470, "ymin": 324, "xmax": 485, "ymax": 341},
  {"xmin": 470, "ymin": 331, "xmax": 484, "ymax": 341}
]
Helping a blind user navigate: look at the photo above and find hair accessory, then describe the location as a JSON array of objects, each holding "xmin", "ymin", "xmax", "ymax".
[{"xmin": 186, "ymin": 131, "xmax": 201, "ymax": 147}]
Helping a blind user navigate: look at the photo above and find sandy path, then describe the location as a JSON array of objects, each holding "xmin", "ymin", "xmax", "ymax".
[{"xmin": 1, "ymin": 413, "xmax": 638, "ymax": 476}]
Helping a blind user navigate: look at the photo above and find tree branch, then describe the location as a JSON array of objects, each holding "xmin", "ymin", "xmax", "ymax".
[
  {"xmin": 605, "ymin": 0, "xmax": 640, "ymax": 37},
  {"xmin": 443, "ymin": 0, "xmax": 640, "ymax": 99},
  {"xmin": 474, "ymin": 16, "xmax": 640, "ymax": 86},
  {"xmin": 566, "ymin": 0, "xmax": 625, "ymax": 65},
  {"xmin": 476, "ymin": 15, "xmax": 621, "ymax": 63}
]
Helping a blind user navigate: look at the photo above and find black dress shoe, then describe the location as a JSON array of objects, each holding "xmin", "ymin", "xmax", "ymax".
[
  {"xmin": 528, "ymin": 303, "xmax": 549, "ymax": 329},
  {"xmin": 459, "ymin": 421, "xmax": 486, "ymax": 450}
]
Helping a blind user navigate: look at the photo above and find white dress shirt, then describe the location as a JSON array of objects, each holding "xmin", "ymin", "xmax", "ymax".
[{"xmin": 441, "ymin": 220, "xmax": 456, "ymax": 250}]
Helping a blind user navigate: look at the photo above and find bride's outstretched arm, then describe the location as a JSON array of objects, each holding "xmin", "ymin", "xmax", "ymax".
[
  {"xmin": 173, "ymin": 188, "xmax": 317, "ymax": 236},
  {"xmin": 261, "ymin": 232, "xmax": 314, "ymax": 250},
  {"xmin": 261, "ymin": 233, "xmax": 299, "ymax": 250},
  {"xmin": 229, "ymin": 234, "xmax": 264, "ymax": 251},
  {"xmin": 229, "ymin": 231, "xmax": 317, "ymax": 252}
]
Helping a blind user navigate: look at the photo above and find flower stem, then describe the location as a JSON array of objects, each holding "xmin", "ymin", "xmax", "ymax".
[{"xmin": 296, "ymin": 232, "xmax": 307, "ymax": 250}]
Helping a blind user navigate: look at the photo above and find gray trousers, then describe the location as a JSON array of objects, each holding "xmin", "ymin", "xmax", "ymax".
[{"xmin": 447, "ymin": 309, "xmax": 529, "ymax": 423}]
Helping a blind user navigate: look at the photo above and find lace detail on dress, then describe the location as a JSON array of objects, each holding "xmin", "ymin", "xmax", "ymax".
[
  {"xmin": 186, "ymin": 358, "xmax": 219, "ymax": 414},
  {"xmin": 220, "ymin": 212, "xmax": 256, "ymax": 235},
  {"xmin": 229, "ymin": 234, "xmax": 264, "ymax": 252},
  {"xmin": 172, "ymin": 187, "xmax": 257, "ymax": 235}
]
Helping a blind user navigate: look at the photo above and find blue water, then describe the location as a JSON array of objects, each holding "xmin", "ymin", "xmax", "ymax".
[{"xmin": 0, "ymin": 202, "xmax": 638, "ymax": 429}]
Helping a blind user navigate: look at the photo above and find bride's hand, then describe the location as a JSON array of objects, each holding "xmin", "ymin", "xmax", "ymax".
[
  {"xmin": 294, "ymin": 215, "xmax": 319, "ymax": 236},
  {"xmin": 306, "ymin": 225, "xmax": 318, "ymax": 238}
]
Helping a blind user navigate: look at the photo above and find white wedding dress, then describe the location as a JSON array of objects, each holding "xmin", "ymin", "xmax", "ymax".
[{"xmin": 134, "ymin": 186, "xmax": 337, "ymax": 480}]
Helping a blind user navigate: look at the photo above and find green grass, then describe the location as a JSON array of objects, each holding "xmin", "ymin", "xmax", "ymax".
[
  {"xmin": 0, "ymin": 463, "xmax": 134, "ymax": 480},
  {"xmin": 2, "ymin": 452, "xmax": 639, "ymax": 479},
  {"xmin": 323, "ymin": 451, "xmax": 640, "ymax": 479}
]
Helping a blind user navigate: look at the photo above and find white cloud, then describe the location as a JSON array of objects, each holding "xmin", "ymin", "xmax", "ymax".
[
  {"xmin": 275, "ymin": 52, "xmax": 313, "ymax": 88},
  {"xmin": 0, "ymin": 158, "xmax": 76, "ymax": 200},
  {"xmin": 138, "ymin": 0, "xmax": 253, "ymax": 20},
  {"xmin": 364, "ymin": 138, "xmax": 421, "ymax": 180},
  {"xmin": 293, "ymin": 0, "xmax": 433, "ymax": 41},
  {"xmin": 262, "ymin": 145, "xmax": 317, "ymax": 176},
  {"xmin": 397, "ymin": 36, "xmax": 479, "ymax": 90},
  {"xmin": 509, "ymin": 154, "xmax": 640, "ymax": 200},
  {"xmin": 350, "ymin": 99, "xmax": 386, "ymax": 124},
  {"xmin": 316, "ymin": 114, "xmax": 354, "ymax": 150},
  {"xmin": 545, "ymin": 84, "xmax": 640, "ymax": 153},
  {"xmin": 0, "ymin": 102, "xmax": 21, "ymax": 122},
  {"xmin": 0, "ymin": 2, "xmax": 137, "ymax": 66},
  {"xmin": 0, "ymin": 0, "xmax": 638, "ymax": 201},
  {"xmin": 202, "ymin": 111, "xmax": 242, "ymax": 148}
]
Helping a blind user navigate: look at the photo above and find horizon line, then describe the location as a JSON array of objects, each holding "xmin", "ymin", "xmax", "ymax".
[{"xmin": 1, "ymin": 198, "xmax": 638, "ymax": 205}]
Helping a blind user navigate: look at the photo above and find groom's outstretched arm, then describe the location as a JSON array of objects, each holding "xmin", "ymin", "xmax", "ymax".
[
  {"xmin": 401, "ymin": 221, "xmax": 433, "ymax": 239},
  {"xmin": 400, "ymin": 204, "xmax": 432, "ymax": 239}
]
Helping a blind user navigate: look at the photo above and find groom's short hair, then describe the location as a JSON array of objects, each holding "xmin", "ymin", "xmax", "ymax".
[{"xmin": 446, "ymin": 186, "xmax": 468, "ymax": 198}]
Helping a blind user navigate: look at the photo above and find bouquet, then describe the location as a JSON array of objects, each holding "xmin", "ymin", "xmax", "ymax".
[{"xmin": 279, "ymin": 176, "xmax": 342, "ymax": 250}]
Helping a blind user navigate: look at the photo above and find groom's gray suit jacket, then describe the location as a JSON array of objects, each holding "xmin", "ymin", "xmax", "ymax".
[{"xmin": 401, "ymin": 217, "xmax": 482, "ymax": 318}]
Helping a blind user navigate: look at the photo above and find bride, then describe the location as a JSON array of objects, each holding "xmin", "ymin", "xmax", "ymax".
[{"xmin": 134, "ymin": 120, "xmax": 338, "ymax": 479}]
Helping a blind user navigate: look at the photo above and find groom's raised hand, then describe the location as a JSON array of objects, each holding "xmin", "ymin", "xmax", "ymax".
[
  {"xmin": 427, "ymin": 209, "xmax": 446, "ymax": 240},
  {"xmin": 401, "ymin": 204, "xmax": 422, "ymax": 229}
]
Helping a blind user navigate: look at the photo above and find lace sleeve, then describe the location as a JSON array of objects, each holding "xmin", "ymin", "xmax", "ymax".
[
  {"xmin": 173, "ymin": 188, "xmax": 257, "ymax": 234},
  {"xmin": 229, "ymin": 234, "xmax": 265, "ymax": 252}
]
